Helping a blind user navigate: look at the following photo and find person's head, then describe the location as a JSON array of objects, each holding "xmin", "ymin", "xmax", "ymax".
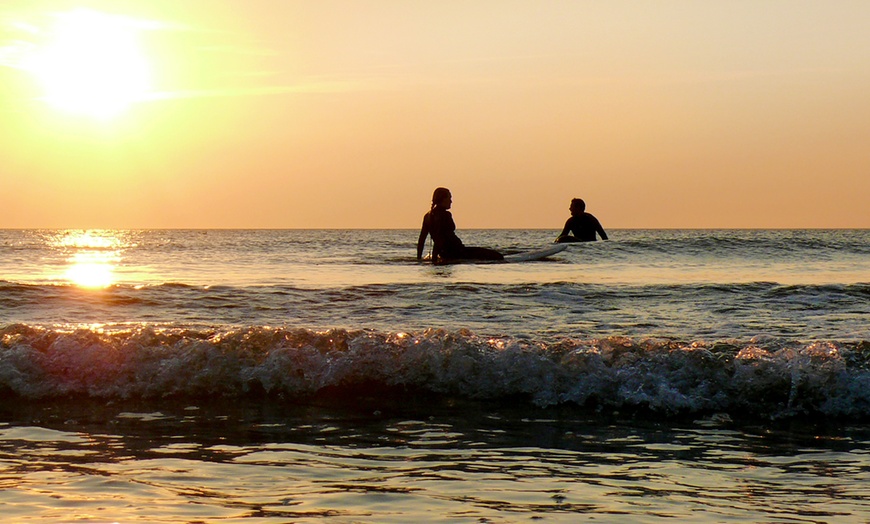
[
  {"xmin": 570, "ymin": 198, "xmax": 586, "ymax": 215},
  {"xmin": 432, "ymin": 187, "xmax": 452, "ymax": 209}
]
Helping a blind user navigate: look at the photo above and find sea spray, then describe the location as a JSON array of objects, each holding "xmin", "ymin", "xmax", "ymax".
[{"xmin": 2, "ymin": 324, "xmax": 868, "ymax": 419}]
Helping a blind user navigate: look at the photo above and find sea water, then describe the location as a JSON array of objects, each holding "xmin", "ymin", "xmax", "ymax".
[{"xmin": 0, "ymin": 229, "xmax": 868, "ymax": 522}]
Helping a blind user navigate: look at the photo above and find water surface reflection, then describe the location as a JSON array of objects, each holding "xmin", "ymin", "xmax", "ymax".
[
  {"xmin": 0, "ymin": 399, "xmax": 867, "ymax": 522},
  {"xmin": 51, "ymin": 230, "xmax": 127, "ymax": 288}
]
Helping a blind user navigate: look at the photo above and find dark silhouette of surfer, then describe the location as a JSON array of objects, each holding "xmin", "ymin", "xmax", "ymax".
[
  {"xmin": 555, "ymin": 198, "xmax": 608, "ymax": 242},
  {"xmin": 417, "ymin": 187, "xmax": 503, "ymax": 264}
]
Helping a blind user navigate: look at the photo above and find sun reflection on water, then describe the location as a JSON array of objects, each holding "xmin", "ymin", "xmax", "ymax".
[
  {"xmin": 65, "ymin": 254, "xmax": 116, "ymax": 288},
  {"xmin": 54, "ymin": 230, "xmax": 126, "ymax": 288},
  {"xmin": 55, "ymin": 230, "xmax": 125, "ymax": 250}
]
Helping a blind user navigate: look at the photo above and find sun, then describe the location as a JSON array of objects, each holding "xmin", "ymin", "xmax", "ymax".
[{"xmin": 21, "ymin": 9, "xmax": 153, "ymax": 119}]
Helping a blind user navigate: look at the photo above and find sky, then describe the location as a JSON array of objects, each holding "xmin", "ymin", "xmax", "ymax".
[{"xmin": 1, "ymin": 0, "xmax": 868, "ymax": 229}]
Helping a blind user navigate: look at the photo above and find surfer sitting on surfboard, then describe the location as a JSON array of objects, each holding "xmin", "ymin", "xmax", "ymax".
[
  {"xmin": 555, "ymin": 198, "xmax": 608, "ymax": 243},
  {"xmin": 417, "ymin": 187, "xmax": 504, "ymax": 264}
]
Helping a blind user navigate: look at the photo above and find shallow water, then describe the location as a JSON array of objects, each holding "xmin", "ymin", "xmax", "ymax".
[
  {"xmin": 1, "ymin": 229, "xmax": 868, "ymax": 521},
  {"xmin": 2, "ymin": 398, "xmax": 869, "ymax": 523}
]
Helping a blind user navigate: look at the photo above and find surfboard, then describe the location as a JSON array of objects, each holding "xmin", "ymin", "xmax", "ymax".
[
  {"xmin": 422, "ymin": 244, "xmax": 567, "ymax": 264},
  {"xmin": 503, "ymin": 244, "xmax": 567, "ymax": 263}
]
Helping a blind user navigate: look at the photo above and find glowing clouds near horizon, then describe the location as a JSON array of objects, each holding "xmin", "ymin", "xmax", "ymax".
[{"xmin": 21, "ymin": 9, "xmax": 153, "ymax": 119}]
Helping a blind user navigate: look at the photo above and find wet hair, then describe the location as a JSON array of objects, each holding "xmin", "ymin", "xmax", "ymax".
[
  {"xmin": 571, "ymin": 198, "xmax": 586, "ymax": 212},
  {"xmin": 432, "ymin": 187, "xmax": 451, "ymax": 209}
]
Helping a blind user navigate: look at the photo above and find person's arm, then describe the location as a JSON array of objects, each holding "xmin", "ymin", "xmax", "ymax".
[
  {"xmin": 595, "ymin": 217, "xmax": 608, "ymax": 240},
  {"xmin": 556, "ymin": 218, "xmax": 572, "ymax": 240},
  {"xmin": 416, "ymin": 215, "xmax": 430, "ymax": 260}
]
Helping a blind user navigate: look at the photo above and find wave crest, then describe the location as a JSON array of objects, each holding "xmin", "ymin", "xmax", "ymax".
[{"xmin": 1, "ymin": 324, "xmax": 868, "ymax": 419}]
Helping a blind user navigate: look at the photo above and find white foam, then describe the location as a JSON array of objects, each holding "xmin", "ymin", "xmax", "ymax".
[{"xmin": 2, "ymin": 324, "xmax": 868, "ymax": 419}]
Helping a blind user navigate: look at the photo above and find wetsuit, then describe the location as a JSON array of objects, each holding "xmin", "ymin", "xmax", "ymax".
[
  {"xmin": 556, "ymin": 213, "xmax": 608, "ymax": 242},
  {"xmin": 417, "ymin": 207, "xmax": 503, "ymax": 263}
]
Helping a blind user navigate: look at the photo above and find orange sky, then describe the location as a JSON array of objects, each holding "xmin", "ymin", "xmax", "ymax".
[{"xmin": 1, "ymin": 0, "xmax": 868, "ymax": 229}]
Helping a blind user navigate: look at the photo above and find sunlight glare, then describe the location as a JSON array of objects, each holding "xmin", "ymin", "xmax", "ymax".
[
  {"xmin": 22, "ymin": 9, "xmax": 153, "ymax": 119},
  {"xmin": 55, "ymin": 230, "xmax": 124, "ymax": 250},
  {"xmin": 65, "ymin": 255, "xmax": 116, "ymax": 288},
  {"xmin": 56, "ymin": 231, "xmax": 125, "ymax": 288}
]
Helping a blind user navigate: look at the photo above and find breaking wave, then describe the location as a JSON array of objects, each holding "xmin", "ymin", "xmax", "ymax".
[{"xmin": 2, "ymin": 324, "xmax": 868, "ymax": 420}]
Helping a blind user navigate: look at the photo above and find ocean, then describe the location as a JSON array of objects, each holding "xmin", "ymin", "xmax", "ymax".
[{"xmin": 1, "ymin": 228, "xmax": 868, "ymax": 522}]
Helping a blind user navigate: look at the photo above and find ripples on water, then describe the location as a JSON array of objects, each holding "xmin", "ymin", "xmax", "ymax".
[
  {"xmin": 1, "ymin": 229, "xmax": 869, "ymax": 521},
  {"xmin": 2, "ymin": 229, "xmax": 869, "ymax": 288},
  {"xmin": 1, "ymin": 398, "xmax": 869, "ymax": 523},
  {"xmin": 2, "ymin": 279, "xmax": 869, "ymax": 341}
]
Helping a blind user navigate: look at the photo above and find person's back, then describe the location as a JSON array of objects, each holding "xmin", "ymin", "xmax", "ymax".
[{"xmin": 556, "ymin": 198, "xmax": 607, "ymax": 243}]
